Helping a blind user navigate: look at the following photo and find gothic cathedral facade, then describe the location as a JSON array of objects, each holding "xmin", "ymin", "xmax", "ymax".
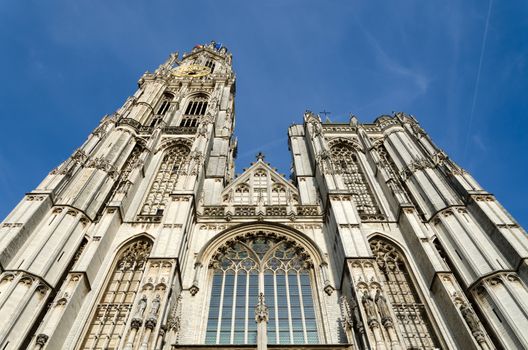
[{"xmin": 1, "ymin": 42, "xmax": 528, "ymax": 350}]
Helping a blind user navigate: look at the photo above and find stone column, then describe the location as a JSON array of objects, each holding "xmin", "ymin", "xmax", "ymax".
[{"xmin": 140, "ymin": 294, "xmax": 161, "ymax": 350}]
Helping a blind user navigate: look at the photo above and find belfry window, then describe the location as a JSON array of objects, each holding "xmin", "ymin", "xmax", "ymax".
[
  {"xmin": 81, "ymin": 238, "xmax": 152, "ymax": 349},
  {"xmin": 150, "ymin": 93, "xmax": 174, "ymax": 127},
  {"xmin": 140, "ymin": 145, "xmax": 189, "ymax": 217},
  {"xmin": 205, "ymin": 60, "xmax": 216, "ymax": 73},
  {"xmin": 370, "ymin": 238, "xmax": 440, "ymax": 349},
  {"xmin": 205, "ymin": 233, "xmax": 319, "ymax": 345},
  {"xmin": 180, "ymin": 94, "xmax": 208, "ymax": 128},
  {"xmin": 331, "ymin": 143, "xmax": 380, "ymax": 215}
]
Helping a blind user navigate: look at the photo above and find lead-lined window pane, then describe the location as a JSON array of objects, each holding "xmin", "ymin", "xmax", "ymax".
[{"xmin": 205, "ymin": 235, "xmax": 320, "ymax": 345}]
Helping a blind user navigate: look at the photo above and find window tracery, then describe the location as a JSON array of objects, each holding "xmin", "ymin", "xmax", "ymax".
[
  {"xmin": 233, "ymin": 185, "xmax": 250, "ymax": 204},
  {"xmin": 150, "ymin": 92, "xmax": 174, "ymax": 127},
  {"xmin": 370, "ymin": 238, "xmax": 440, "ymax": 349},
  {"xmin": 271, "ymin": 185, "xmax": 287, "ymax": 205},
  {"xmin": 140, "ymin": 145, "xmax": 190, "ymax": 217},
  {"xmin": 205, "ymin": 233, "xmax": 319, "ymax": 345},
  {"xmin": 81, "ymin": 238, "xmax": 152, "ymax": 350},
  {"xmin": 180, "ymin": 94, "xmax": 208, "ymax": 128},
  {"xmin": 205, "ymin": 60, "xmax": 216, "ymax": 73},
  {"xmin": 252, "ymin": 170, "xmax": 267, "ymax": 203},
  {"xmin": 331, "ymin": 143, "xmax": 380, "ymax": 215},
  {"xmin": 112, "ymin": 143, "xmax": 144, "ymax": 197}
]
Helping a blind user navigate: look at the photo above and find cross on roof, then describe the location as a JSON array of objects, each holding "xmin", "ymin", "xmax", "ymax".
[{"xmin": 319, "ymin": 110, "xmax": 331, "ymax": 118}]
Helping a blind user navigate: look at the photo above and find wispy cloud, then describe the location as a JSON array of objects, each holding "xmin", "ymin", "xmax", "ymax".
[
  {"xmin": 354, "ymin": 15, "xmax": 429, "ymax": 94},
  {"xmin": 463, "ymin": 0, "xmax": 494, "ymax": 161}
]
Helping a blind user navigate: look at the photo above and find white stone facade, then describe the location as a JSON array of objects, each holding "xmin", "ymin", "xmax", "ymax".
[{"xmin": 1, "ymin": 42, "xmax": 527, "ymax": 350}]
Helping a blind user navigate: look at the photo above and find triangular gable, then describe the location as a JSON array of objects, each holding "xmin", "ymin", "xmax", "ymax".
[{"xmin": 222, "ymin": 159, "xmax": 299, "ymax": 206}]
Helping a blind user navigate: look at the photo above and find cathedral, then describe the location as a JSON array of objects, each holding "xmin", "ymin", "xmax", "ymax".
[{"xmin": 1, "ymin": 41, "xmax": 528, "ymax": 350}]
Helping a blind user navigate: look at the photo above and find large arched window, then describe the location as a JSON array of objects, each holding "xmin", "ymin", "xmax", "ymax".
[
  {"xmin": 180, "ymin": 94, "xmax": 208, "ymax": 128},
  {"xmin": 331, "ymin": 143, "xmax": 380, "ymax": 215},
  {"xmin": 205, "ymin": 232, "xmax": 319, "ymax": 345},
  {"xmin": 140, "ymin": 145, "xmax": 190, "ymax": 217},
  {"xmin": 370, "ymin": 238, "xmax": 440, "ymax": 349},
  {"xmin": 150, "ymin": 92, "xmax": 174, "ymax": 127},
  {"xmin": 81, "ymin": 238, "xmax": 152, "ymax": 349}
]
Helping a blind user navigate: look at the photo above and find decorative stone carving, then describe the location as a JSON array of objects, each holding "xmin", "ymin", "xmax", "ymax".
[
  {"xmin": 36, "ymin": 333, "xmax": 49, "ymax": 346},
  {"xmin": 400, "ymin": 157, "xmax": 434, "ymax": 181},
  {"xmin": 459, "ymin": 303, "xmax": 490, "ymax": 347},
  {"xmin": 340, "ymin": 296, "xmax": 354, "ymax": 330},
  {"xmin": 375, "ymin": 289, "xmax": 392, "ymax": 326},
  {"xmin": 189, "ymin": 284, "xmax": 199, "ymax": 296},
  {"xmin": 135, "ymin": 295, "xmax": 148, "ymax": 318},
  {"xmin": 361, "ymin": 291, "xmax": 378, "ymax": 326},
  {"xmin": 255, "ymin": 292, "xmax": 269, "ymax": 323}
]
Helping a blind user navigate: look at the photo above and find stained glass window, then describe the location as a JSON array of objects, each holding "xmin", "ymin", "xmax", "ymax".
[{"xmin": 205, "ymin": 234, "xmax": 319, "ymax": 345}]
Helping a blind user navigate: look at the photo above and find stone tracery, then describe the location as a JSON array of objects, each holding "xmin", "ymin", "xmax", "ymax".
[
  {"xmin": 205, "ymin": 231, "xmax": 319, "ymax": 345},
  {"xmin": 330, "ymin": 142, "xmax": 380, "ymax": 216},
  {"xmin": 370, "ymin": 238, "xmax": 440, "ymax": 350},
  {"xmin": 139, "ymin": 144, "xmax": 190, "ymax": 218},
  {"xmin": 81, "ymin": 238, "xmax": 152, "ymax": 350}
]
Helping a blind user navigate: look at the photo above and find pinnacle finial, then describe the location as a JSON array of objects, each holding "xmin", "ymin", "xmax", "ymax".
[{"xmin": 256, "ymin": 152, "xmax": 265, "ymax": 161}]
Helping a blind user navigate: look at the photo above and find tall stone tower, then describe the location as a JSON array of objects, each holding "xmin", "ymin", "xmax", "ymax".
[{"xmin": 1, "ymin": 42, "xmax": 527, "ymax": 350}]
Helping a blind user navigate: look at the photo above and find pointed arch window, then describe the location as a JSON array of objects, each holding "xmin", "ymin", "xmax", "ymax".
[
  {"xmin": 370, "ymin": 238, "xmax": 440, "ymax": 349},
  {"xmin": 180, "ymin": 94, "xmax": 208, "ymax": 128},
  {"xmin": 233, "ymin": 185, "xmax": 250, "ymax": 204},
  {"xmin": 81, "ymin": 238, "xmax": 152, "ymax": 350},
  {"xmin": 271, "ymin": 185, "xmax": 287, "ymax": 205},
  {"xmin": 205, "ymin": 233, "xmax": 319, "ymax": 345},
  {"xmin": 330, "ymin": 143, "xmax": 380, "ymax": 215},
  {"xmin": 150, "ymin": 92, "xmax": 174, "ymax": 127},
  {"xmin": 139, "ymin": 145, "xmax": 189, "ymax": 217},
  {"xmin": 205, "ymin": 60, "xmax": 216, "ymax": 73}
]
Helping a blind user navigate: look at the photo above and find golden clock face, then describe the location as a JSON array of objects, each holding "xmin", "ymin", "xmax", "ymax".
[{"xmin": 174, "ymin": 64, "xmax": 211, "ymax": 78}]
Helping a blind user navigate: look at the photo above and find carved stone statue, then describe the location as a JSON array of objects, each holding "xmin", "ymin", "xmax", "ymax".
[
  {"xmin": 255, "ymin": 292, "xmax": 269, "ymax": 323},
  {"xmin": 375, "ymin": 289, "xmax": 392, "ymax": 323},
  {"xmin": 460, "ymin": 304, "xmax": 481, "ymax": 333},
  {"xmin": 150, "ymin": 294, "xmax": 161, "ymax": 318},
  {"xmin": 135, "ymin": 295, "xmax": 148, "ymax": 318},
  {"xmin": 361, "ymin": 291, "xmax": 377, "ymax": 322}
]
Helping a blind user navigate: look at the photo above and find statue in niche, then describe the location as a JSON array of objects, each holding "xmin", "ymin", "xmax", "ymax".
[
  {"xmin": 375, "ymin": 289, "xmax": 392, "ymax": 324},
  {"xmin": 460, "ymin": 304, "xmax": 481, "ymax": 333},
  {"xmin": 135, "ymin": 295, "xmax": 148, "ymax": 318},
  {"xmin": 361, "ymin": 291, "xmax": 377, "ymax": 322},
  {"xmin": 150, "ymin": 294, "xmax": 161, "ymax": 318}
]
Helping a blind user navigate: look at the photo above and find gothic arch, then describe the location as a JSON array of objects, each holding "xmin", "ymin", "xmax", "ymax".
[
  {"xmin": 326, "ymin": 137, "xmax": 363, "ymax": 153},
  {"xmin": 185, "ymin": 91, "xmax": 210, "ymax": 99},
  {"xmin": 367, "ymin": 234, "xmax": 443, "ymax": 349},
  {"xmin": 329, "ymin": 142, "xmax": 381, "ymax": 216},
  {"xmin": 79, "ymin": 235, "xmax": 153, "ymax": 350},
  {"xmin": 156, "ymin": 138, "xmax": 194, "ymax": 154},
  {"xmin": 197, "ymin": 222, "xmax": 329, "ymax": 345},
  {"xmin": 196, "ymin": 222, "xmax": 327, "ymax": 267}
]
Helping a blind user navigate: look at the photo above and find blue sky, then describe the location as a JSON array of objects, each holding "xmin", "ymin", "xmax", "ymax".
[{"xmin": 0, "ymin": 1, "xmax": 527, "ymax": 227}]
